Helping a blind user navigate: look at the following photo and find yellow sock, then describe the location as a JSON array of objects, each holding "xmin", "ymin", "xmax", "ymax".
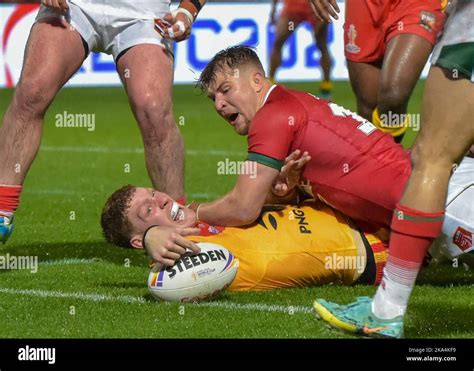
[
  {"xmin": 319, "ymin": 80, "xmax": 333, "ymax": 92},
  {"xmin": 372, "ymin": 108, "xmax": 409, "ymax": 138}
]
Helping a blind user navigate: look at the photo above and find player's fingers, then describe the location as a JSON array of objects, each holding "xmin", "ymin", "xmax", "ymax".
[
  {"xmin": 167, "ymin": 243, "xmax": 187, "ymax": 256},
  {"xmin": 294, "ymin": 155, "xmax": 311, "ymax": 168},
  {"xmin": 163, "ymin": 12, "xmax": 174, "ymax": 23},
  {"xmin": 325, "ymin": 0, "xmax": 339, "ymax": 20},
  {"xmin": 285, "ymin": 149, "xmax": 301, "ymax": 164},
  {"xmin": 176, "ymin": 227, "xmax": 200, "ymax": 236},
  {"xmin": 309, "ymin": 2, "xmax": 324, "ymax": 22},
  {"xmin": 157, "ymin": 257, "xmax": 176, "ymax": 267},
  {"xmin": 314, "ymin": 0, "xmax": 331, "ymax": 23},
  {"xmin": 163, "ymin": 250, "xmax": 181, "ymax": 261},
  {"xmin": 54, "ymin": 0, "xmax": 65, "ymax": 12},
  {"xmin": 174, "ymin": 233, "xmax": 201, "ymax": 253},
  {"xmin": 329, "ymin": 0, "xmax": 340, "ymax": 14},
  {"xmin": 59, "ymin": 0, "xmax": 69, "ymax": 11}
]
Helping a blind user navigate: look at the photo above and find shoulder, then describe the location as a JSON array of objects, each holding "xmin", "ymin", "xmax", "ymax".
[{"xmin": 253, "ymin": 85, "xmax": 308, "ymax": 127}]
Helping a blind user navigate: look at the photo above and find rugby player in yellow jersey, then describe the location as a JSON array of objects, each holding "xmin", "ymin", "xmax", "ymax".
[{"xmin": 100, "ymin": 185, "xmax": 390, "ymax": 290}]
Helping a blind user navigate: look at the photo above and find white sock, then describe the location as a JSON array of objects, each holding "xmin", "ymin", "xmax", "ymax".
[
  {"xmin": 372, "ymin": 258, "xmax": 420, "ymax": 319},
  {"xmin": 0, "ymin": 211, "xmax": 13, "ymax": 218}
]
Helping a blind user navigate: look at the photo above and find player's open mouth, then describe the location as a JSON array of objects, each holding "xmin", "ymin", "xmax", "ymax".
[
  {"xmin": 229, "ymin": 113, "xmax": 239, "ymax": 124},
  {"xmin": 170, "ymin": 202, "xmax": 185, "ymax": 221}
]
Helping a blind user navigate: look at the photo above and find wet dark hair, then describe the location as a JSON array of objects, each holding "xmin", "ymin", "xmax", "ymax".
[{"xmin": 198, "ymin": 45, "xmax": 264, "ymax": 91}]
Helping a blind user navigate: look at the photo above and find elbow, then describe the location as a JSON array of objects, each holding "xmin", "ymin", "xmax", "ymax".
[{"xmin": 234, "ymin": 206, "xmax": 261, "ymax": 226}]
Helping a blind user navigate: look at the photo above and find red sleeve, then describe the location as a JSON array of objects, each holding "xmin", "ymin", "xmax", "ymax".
[{"xmin": 247, "ymin": 98, "xmax": 303, "ymax": 170}]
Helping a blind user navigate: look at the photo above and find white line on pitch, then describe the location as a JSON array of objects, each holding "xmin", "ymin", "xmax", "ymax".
[
  {"xmin": 39, "ymin": 258, "xmax": 99, "ymax": 266},
  {"xmin": 40, "ymin": 145, "xmax": 244, "ymax": 157},
  {"xmin": 0, "ymin": 287, "xmax": 312, "ymax": 314},
  {"xmin": 0, "ymin": 287, "xmax": 145, "ymax": 304}
]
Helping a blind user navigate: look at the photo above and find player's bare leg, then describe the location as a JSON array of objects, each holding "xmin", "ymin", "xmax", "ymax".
[
  {"xmin": 269, "ymin": 16, "xmax": 300, "ymax": 82},
  {"xmin": 0, "ymin": 18, "xmax": 86, "ymax": 243},
  {"xmin": 371, "ymin": 65, "xmax": 474, "ymax": 321},
  {"xmin": 314, "ymin": 66, "xmax": 474, "ymax": 339},
  {"xmin": 374, "ymin": 34, "xmax": 433, "ymax": 142},
  {"xmin": 117, "ymin": 45, "xmax": 185, "ymax": 201},
  {"xmin": 399, "ymin": 67, "xmax": 474, "ymax": 210},
  {"xmin": 313, "ymin": 22, "xmax": 333, "ymax": 97},
  {"xmin": 347, "ymin": 60, "xmax": 380, "ymax": 120}
]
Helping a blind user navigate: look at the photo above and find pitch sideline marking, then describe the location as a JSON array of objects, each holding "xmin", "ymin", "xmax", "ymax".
[
  {"xmin": 0, "ymin": 287, "xmax": 312, "ymax": 314},
  {"xmin": 41, "ymin": 145, "xmax": 243, "ymax": 157}
]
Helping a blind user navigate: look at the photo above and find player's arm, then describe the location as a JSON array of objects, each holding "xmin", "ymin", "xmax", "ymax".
[
  {"xmin": 157, "ymin": 0, "xmax": 207, "ymax": 42},
  {"xmin": 191, "ymin": 162, "xmax": 279, "ymax": 226}
]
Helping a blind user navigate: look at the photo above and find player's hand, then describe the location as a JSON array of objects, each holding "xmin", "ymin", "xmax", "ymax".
[
  {"xmin": 144, "ymin": 226, "xmax": 201, "ymax": 266},
  {"xmin": 308, "ymin": 0, "xmax": 340, "ymax": 23},
  {"xmin": 41, "ymin": 0, "xmax": 69, "ymax": 13},
  {"xmin": 272, "ymin": 149, "xmax": 311, "ymax": 197},
  {"xmin": 155, "ymin": 10, "xmax": 193, "ymax": 42}
]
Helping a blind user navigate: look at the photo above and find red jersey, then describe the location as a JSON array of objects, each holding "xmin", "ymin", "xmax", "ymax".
[{"xmin": 247, "ymin": 85, "xmax": 411, "ymax": 227}]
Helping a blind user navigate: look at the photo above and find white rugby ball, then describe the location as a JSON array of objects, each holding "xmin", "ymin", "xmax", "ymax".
[{"xmin": 148, "ymin": 242, "xmax": 239, "ymax": 302}]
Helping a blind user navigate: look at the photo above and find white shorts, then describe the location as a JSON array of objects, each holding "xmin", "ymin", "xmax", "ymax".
[
  {"xmin": 436, "ymin": 157, "xmax": 474, "ymax": 258},
  {"xmin": 35, "ymin": 0, "xmax": 173, "ymax": 60}
]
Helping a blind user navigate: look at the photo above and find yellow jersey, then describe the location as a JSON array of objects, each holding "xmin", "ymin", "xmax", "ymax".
[{"xmin": 190, "ymin": 202, "xmax": 388, "ymax": 291}]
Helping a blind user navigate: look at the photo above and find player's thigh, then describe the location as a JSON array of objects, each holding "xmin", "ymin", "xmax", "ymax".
[
  {"xmin": 273, "ymin": 16, "xmax": 297, "ymax": 46},
  {"xmin": 379, "ymin": 34, "xmax": 432, "ymax": 105},
  {"xmin": 413, "ymin": 66, "xmax": 474, "ymax": 164},
  {"xmin": 17, "ymin": 18, "xmax": 86, "ymax": 104},
  {"xmin": 347, "ymin": 60, "xmax": 381, "ymax": 117},
  {"xmin": 117, "ymin": 44, "xmax": 174, "ymax": 117}
]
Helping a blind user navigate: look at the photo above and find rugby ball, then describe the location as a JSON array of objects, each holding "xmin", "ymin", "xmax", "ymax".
[{"xmin": 148, "ymin": 242, "xmax": 239, "ymax": 302}]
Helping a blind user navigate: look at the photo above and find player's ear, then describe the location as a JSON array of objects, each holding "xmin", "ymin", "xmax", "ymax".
[
  {"xmin": 252, "ymin": 70, "xmax": 265, "ymax": 93},
  {"xmin": 130, "ymin": 234, "xmax": 143, "ymax": 249}
]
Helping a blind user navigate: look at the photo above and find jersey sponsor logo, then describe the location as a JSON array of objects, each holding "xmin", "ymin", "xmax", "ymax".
[
  {"xmin": 257, "ymin": 212, "xmax": 278, "ymax": 230},
  {"xmin": 419, "ymin": 11, "xmax": 436, "ymax": 32},
  {"xmin": 291, "ymin": 208, "xmax": 312, "ymax": 234},
  {"xmin": 345, "ymin": 24, "xmax": 360, "ymax": 54},
  {"xmin": 197, "ymin": 222, "xmax": 224, "ymax": 236},
  {"xmin": 164, "ymin": 249, "xmax": 227, "ymax": 279},
  {"xmin": 452, "ymin": 226, "xmax": 472, "ymax": 251}
]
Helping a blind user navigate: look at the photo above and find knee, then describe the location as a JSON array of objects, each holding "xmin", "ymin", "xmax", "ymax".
[
  {"xmin": 12, "ymin": 80, "xmax": 50, "ymax": 119},
  {"xmin": 133, "ymin": 94, "xmax": 175, "ymax": 143},
  {"xmin": 410, "ymin": 142, "xmax": 454, "ymax": 171},
  {"xmin": 378, "ymin": 83, "xmax": 408, "ymax": 113}
]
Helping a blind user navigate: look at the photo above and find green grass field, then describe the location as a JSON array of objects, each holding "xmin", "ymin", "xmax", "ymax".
[{"xmin": 0, "ymin": 82, "xmax": 472, "ymax": 338}]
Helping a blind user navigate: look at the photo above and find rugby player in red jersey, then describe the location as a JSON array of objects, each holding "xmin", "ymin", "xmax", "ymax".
[
  {"xmin": 269, "ymin": 0, "xmax": 333, "ymax": 97},
  {"xmin": 309, "ymin": 0, "xmax": 446, "ymax": 143},
  {"xmin": 188, "ymin": 45, "xmax": 411, "ymax": 230},
  {"xmin": 0, "ymin": 0, "xmax": 207, "ymax": 243}
]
